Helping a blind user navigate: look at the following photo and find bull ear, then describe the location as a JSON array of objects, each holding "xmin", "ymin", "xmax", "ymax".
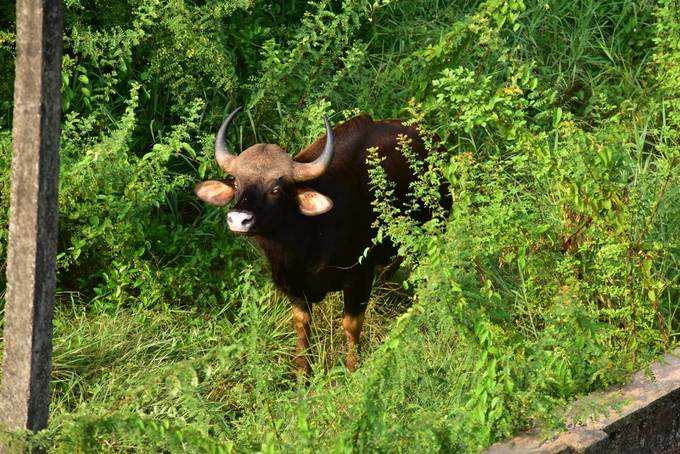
[
  {"xmin": 296, "ymin": 187, "xmax": 333, "ymax": 216},
  {"xmin": 195, "ymin": 180, "xmax": 235, "ymax": 206}
]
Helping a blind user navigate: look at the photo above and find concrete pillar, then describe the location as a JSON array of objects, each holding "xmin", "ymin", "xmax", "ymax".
[{"xmin": 1, "ymin": 0, "xmax": 63, "ymax": 432}]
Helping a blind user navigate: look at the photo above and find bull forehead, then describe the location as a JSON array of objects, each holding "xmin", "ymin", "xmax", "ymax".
[{"xmin": 233, "ymin": 144, "xmax": 294, "ymax": 181}]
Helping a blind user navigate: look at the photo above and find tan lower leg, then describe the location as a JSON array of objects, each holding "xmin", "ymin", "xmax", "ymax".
[
  {"xmin": 292, "ymin": 305, "xmax": 312, "ymax": 375},
  {"xmin": 343, "ymin": 312, "xmax": 365, "ymax": 372}
]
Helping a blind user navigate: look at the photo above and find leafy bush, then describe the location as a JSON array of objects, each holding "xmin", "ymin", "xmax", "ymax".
[{"xmin": 0, "ymin": 0, "xmax": 678, "ymax": 452}]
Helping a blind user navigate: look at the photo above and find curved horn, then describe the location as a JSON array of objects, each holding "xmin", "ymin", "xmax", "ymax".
[
  {"xmin": 215, "ymin": 106, "xmax": 242, "ymax": 173},
  {"xmin": 293, "ymin": 116, "xmax": 335, "ymax": 181}
]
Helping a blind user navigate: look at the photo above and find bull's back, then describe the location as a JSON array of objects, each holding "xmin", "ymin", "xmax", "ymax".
[
  {"xmin": 295, "ymin": 115, "xmax": 426, "ymax": 196},
  {"xmin": 293, "ymin": 116, "xmax": 442, "ymax": 267}
]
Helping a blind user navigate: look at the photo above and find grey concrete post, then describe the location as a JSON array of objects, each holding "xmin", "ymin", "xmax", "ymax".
[{"xmin": 1, "ymin": 0, "xmax": 63, "ymax": 432}]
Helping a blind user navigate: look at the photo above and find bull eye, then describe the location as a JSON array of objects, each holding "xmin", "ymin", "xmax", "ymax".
[{"xmin": 271, "ymin": 186, "xmax": 281, "ymax": 196}]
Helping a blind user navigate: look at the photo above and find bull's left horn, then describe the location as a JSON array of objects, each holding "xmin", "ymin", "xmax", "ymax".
[
  {"xmin": 293, "ymin": 117, "xmax": 335, "ymax": 182},
  {"xmin": 215, "ymin": 106, "xmax": 242, "ymax": 173}
]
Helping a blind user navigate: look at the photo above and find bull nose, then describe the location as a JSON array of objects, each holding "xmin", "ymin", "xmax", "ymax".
[{"xmin": 227, "ymin": 210, "xmax": 254, "ymax": 233}]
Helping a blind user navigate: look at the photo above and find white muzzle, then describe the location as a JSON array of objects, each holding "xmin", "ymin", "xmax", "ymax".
[{"xmin": 227, "ymin": 210, "xmax": 255, "ymax": 233}]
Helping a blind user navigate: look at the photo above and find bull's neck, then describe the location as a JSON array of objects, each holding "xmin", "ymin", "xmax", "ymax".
[{"xmin": 253, "ymin": 215, "xmax": 322, "ymax": 271}]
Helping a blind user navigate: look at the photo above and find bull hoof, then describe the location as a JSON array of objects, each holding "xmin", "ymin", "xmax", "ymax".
[
  {"xmin": 294, "ymin": 356, "xmax": 312, "ymax": 378},
  {"xmin": 345, "ymin": 354, "xmax": 359, "ymax": 372}
]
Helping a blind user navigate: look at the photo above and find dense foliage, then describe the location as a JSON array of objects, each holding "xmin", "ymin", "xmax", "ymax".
[{"xmin": 0, "ymin": 0, "xmax": 678, "ymax": 451}]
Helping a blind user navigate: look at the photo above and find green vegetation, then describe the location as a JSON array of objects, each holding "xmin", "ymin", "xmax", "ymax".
[{"xmin": 1, "ymin": 0, "xmax": 679, "ymax": 451}]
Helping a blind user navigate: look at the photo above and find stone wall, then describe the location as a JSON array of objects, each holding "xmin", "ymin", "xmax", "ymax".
[{"xmin": 485, "ymin": 351, "xmax": 680, "ymax": 454}]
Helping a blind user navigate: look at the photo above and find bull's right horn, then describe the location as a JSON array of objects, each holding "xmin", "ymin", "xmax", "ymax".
[{"xmin": 215, "ymin": 106, "xmax": 242, "ymax": 173}]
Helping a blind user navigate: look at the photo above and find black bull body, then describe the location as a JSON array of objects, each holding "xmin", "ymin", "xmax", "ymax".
[{"xmin": 196, "ymin": 108, "xmax": 449, "ymax": 373}]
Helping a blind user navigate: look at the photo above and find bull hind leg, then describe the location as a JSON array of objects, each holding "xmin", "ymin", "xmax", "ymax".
[
  {"xmin": 342, "ymin": 311, "xmax": 365, "ymax": 372},
  {"xmin": 342, "ymin": 268, "xmax": 374, "ymax": 372}
]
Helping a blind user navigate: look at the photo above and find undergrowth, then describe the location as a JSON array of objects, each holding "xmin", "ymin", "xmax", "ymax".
[{"xmin": 0, "ymin": 0, "xmax": 678, "ymax": 452}]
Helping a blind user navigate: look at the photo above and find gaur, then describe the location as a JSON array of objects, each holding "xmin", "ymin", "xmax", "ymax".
[{"xmin": 195, "ymin": 107, "xmax": 443, "ymax": 374}]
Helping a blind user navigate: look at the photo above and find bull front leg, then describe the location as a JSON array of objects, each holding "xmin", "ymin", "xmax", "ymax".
[{"xmin": 291, "ymin": 301, "xmax": 312, "ymax": 376}]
